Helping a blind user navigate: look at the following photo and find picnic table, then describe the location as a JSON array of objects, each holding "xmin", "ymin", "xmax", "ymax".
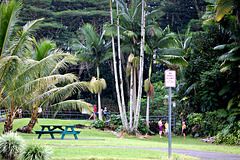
[{"xmin": 35, "ymin": 125, "xmax": 81, "ymax": 139}]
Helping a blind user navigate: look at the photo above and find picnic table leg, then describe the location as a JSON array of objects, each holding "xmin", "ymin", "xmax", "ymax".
[
  {"xmin": 38, "ymin": 133, "xmax": 42, "ymax": 139},
  {"xmin": 61, "ymin": 134, "xmax": 65, "ymax": 139},
  {"xmin": 70, "ymin": 126, "xmax": 78, "ymax": 139},
  {"xmin": 50, "ymin": 133, "xmax": 55, "ymax": 139},
  {"xmin": 74, "ymin": 134, "xmax": 78, "ymax": 139}
]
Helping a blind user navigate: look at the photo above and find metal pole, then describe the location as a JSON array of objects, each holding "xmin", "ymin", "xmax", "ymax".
[{"xmin": 168, "ymin": 87, "xmax": 172, "ymax": 159}]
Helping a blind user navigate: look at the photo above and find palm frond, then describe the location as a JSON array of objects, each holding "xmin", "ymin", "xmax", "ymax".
[
  {"xmin": 204, "ymin": 0, "xmax": 218, "ymax": 3},
  {"xmin": 50, "ymin": 100, "xmax": 92, "ymax": 113},
  {"xmin": 216, "ymin": 0, "xmax": 234, "ymax": 22},
  {"xmin": 33, "ymin": 37, "xmax": 56, "ymax": 61},
  {"xmin": 183, "ymin": 82, "xmax": 198, "ymax": 97},
  {"xmin": 90, "ymin": 77, "xmax": 107, "ymax": 94},
  {"xmin": 219, "ymin": 60, "xmax": 232, "ymax": 72},
  {"xmin": 27, "ymin": 81, "xmax": 91, "ymax": 107},
  {"xmin": 146, "ymin": 25, "xmax": 163, "ymax": 37},
  {"xmin": 118, "ymin": 0, "xmax": 131, "ymax": 18},
  {"xmin": 81, "ymin": 23, "xmax": 99, "ymax": 47},
  {"xmin": 157, "ymin": 48, "xmax": 186, "ymax": 56},
  {"xmin": 17, "ymin": 52, "xmax": 74, "ymax": 83},
  {"xmin": 0, "ymin": 0, "xmax": 21, "ymax": 58},
  {"xmin": 99, "ymin": 52, "xmax": 113, "ymax": 64},
  {"xmin": 11, "ymin": 74, "xmax": 77, "ymax": 101},
  {"xmin": 159, "ymin": 55, "xmax": 188, "ymax": 66},
  {"xmin": 11, "ymin": 18, "xmax": 44, "ymax": 57},
  {"xmin": 102, "ymin": 23, "xmax": 117, "ymax": 37}
]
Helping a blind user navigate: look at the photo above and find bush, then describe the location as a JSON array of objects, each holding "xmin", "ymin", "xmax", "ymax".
[
  {"xmin": 92, "ymin": 119, "xmax": 105, "ymax": 128},
  {"xmin": 109, "ymin": 114, "xmax": 122, "ymax": 125},
  {"xmin": 19, "ymin": 144, "xmax": 52, "ymax": 160},
  {"xmin": 0, "ymin": 132, "xmax": 25, "ymax": 160},
  {"xmin": 215, "ymin": 121, "xmax": 240, "ymax": 145}
]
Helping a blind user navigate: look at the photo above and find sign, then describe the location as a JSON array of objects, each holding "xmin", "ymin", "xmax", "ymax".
[{"xmin": 165, "ymin": 70, "xmax": 176, "ymax": 88}]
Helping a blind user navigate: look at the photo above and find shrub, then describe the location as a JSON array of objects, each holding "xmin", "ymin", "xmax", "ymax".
[
  {"xmin": 109, "ymin": 114, "xmax": 122, "ymax": 125},
  {"xmin": 0, "ymin": 132, "xmax": 25, "ymax": 160},
  {"xmin": 92, "ymin": 119, "xmax": 105, "ymax": 128},
  {"xmin": 19, "ymin": 144, "xmax": 52, "ymax": 160}
]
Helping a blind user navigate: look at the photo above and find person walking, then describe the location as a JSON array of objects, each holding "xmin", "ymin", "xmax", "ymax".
[
  {"xmin": 93, "ymin": 105, "xmax": 98, "ymax": 120},
  {"xmin": 158, "ymin": 119, "xmax": 163, "ymax": 138},
  {"xmin": 89, "ymin": 106, "xmax": 95, "ymax": 120},
  {"xmin": 165, "ymin": 121, "xmax": 169, "ymax": 137},
  {"xmin": 182, "ymin": 122, "xmax": 187, "ymax": 139},
  {"xmin": 103, "ymin": 107, "xmax": 107, "ymax": 119}
]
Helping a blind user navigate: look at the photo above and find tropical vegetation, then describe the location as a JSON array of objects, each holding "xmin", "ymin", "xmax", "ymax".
[{"xmin": 0, "ymin": 0, "xmax": 239, "ymax": 147}]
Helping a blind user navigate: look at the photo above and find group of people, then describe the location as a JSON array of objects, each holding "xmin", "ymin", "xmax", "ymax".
[
  {"xmin": 89, "ymin": 105, "xmax": 108, "ymax": 120},
  {"xmin": 158, "ymin": 118, "xmax": 187, "ymax": 139},
  {"xmin": 158, "ymin": 119, "xmax": 169, "ymax": 138}
]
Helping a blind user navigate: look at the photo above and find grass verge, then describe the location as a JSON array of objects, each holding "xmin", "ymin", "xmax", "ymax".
[{"xmin": 0, "ymin": 118, "xmax": 239, "ymax": 159}]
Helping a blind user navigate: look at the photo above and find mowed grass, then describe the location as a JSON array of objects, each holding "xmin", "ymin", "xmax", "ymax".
[{"xmin": 0, "ymin": 118, "xmax": 239, "ymax": 159}]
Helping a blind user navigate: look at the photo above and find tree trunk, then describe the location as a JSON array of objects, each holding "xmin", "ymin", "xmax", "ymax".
[
  {"xmin": 98, "ymin": 92, "xmax": 103, "ymax": 120},
  {"xmin": 133, "ymin": 0, "xmax": 146, "ymax": 132},
  {"xmin": 116, "ymin": 0, "xmax": 129, "ymax": 131},
  {"xmin": 129, "ymin": 65, "xmax": 134, "ymax": 129},
  {"xmin": 146, "ymin": 92, "xmax": 150, "ymax": 127},
  {"xmin": 146, "ymin": 56, "xmax": 153, "ymax": 127},
  {"xmin": 133, "ymin": 67, "xmax": 137, "ymax": 115},
  {"xmin": 109, "ymin": 0, "xmax": 124, "ymax": 125},
  {"xmin": 3, "ymin": 117, "xmax": 13, "ymax": 134},
  {"xmin": 2, "ymin": 106, "xmax": 17, "ymax": 134},
  {"xmin": 17, "ymin": 107, "xmax": 38, "ymax": 133}
]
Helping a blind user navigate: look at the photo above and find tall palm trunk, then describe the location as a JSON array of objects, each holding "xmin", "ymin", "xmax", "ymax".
[
  {"xmin": 116, "ymin": 0, "xmax": 129, "ymax": 131},
  {"xmin": 146, "ymin": 92, "xmax": 150, "ymax": 127},
  {"xmin": 129, "ymin": 65, "xmax": 134, "ymax": 129},
  {"xmin": 96, "ymin": 65, "xmax": 103, "ymax": 121},
  {"xmin": 98, "ymin": 92, "xmax": 103, "ymax": 120},
  {"xmin": 133, "ymin": 0, "xmax": 146, "ymax": 132},
  {"xmin": 146, "ymin": 56, "xmax": 153, "ymax": 127},
  {"xmin": 109, "ymin": 0, "xmax": 124, "ymax": 124},
  {"xmin": 133, "ymin": 67, "xmax": 137, "ymax": 114}
]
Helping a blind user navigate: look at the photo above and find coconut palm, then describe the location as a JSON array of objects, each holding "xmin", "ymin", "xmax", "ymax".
[
  {"xmin": 0, "ymin": 1, "xmax": 93, "ymax": 133},
  {"xmin": 16, "ymin": 38, "xmax": 93, "ymax": 133},
  {"xmin": 70, "ymin": 23, "xmax": 112, "ymax": 120},
  {"xmin": 0, "ymin": 0, "xmax": 45, "ymax": 133}
]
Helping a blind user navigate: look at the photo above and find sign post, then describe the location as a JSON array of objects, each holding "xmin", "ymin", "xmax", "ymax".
[{"xmin": 165, "ymin": 70, "xmax": 176, "ymax": 159}]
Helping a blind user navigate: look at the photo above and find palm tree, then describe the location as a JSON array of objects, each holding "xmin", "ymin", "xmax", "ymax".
[
  {"xmin": 0, "ymin": 1, "xmax": 93, "ymax": 133},
  {"xmin": 70, "ymin": 23, "xmax": 112, "ymax": 120},
  {"xmin": 0, "ymin": 0, "xmax": 44, "ymax": 133},
  {"xmin": 16, "ymin": 38, "xmax": 93, "ymax": 133},
  {"xmin": 109, "ymin": 0, "xmax": 124, "ymax": 127},
  {"xmin": 132, "ymin": 0, "xmax": 146, "ymax": 132}
]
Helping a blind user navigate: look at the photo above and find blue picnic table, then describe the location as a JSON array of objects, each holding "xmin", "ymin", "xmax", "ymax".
[{"xmin": 35, "ymin": 125, "xmax": 81, "ymax": 139}]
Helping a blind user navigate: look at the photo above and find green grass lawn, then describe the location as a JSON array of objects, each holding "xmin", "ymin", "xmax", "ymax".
[{"xmin": 0, "ymin": 118, "xmax": 239, "ymax": 160}]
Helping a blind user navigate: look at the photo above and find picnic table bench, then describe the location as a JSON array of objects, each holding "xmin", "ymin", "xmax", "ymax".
[{"xmin": 35, "ymin": 125, "xmax": 81, "ymax": 139}]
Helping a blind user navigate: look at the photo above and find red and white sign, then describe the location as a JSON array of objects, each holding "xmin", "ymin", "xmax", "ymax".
[{"xmin": 165, "ymin": 70, "xmax": 176, "ymax": 87}]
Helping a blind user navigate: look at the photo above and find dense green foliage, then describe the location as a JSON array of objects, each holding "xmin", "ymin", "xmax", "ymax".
[
  {"xmin": 141, "ymin": 81, "xmax": 168, "ymax": 116},
  {"xmin": 186, "ymin": 110, "xmax": 240, "ymax": 145},
  {"xmin": 19, "ymin": 0, "xmax": 110, "ymax": 49}
]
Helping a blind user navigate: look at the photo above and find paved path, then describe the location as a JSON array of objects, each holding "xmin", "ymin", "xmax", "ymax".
[{"xmin": 49, "ymin": 145, "xmax": 240, "ymax": 160}]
